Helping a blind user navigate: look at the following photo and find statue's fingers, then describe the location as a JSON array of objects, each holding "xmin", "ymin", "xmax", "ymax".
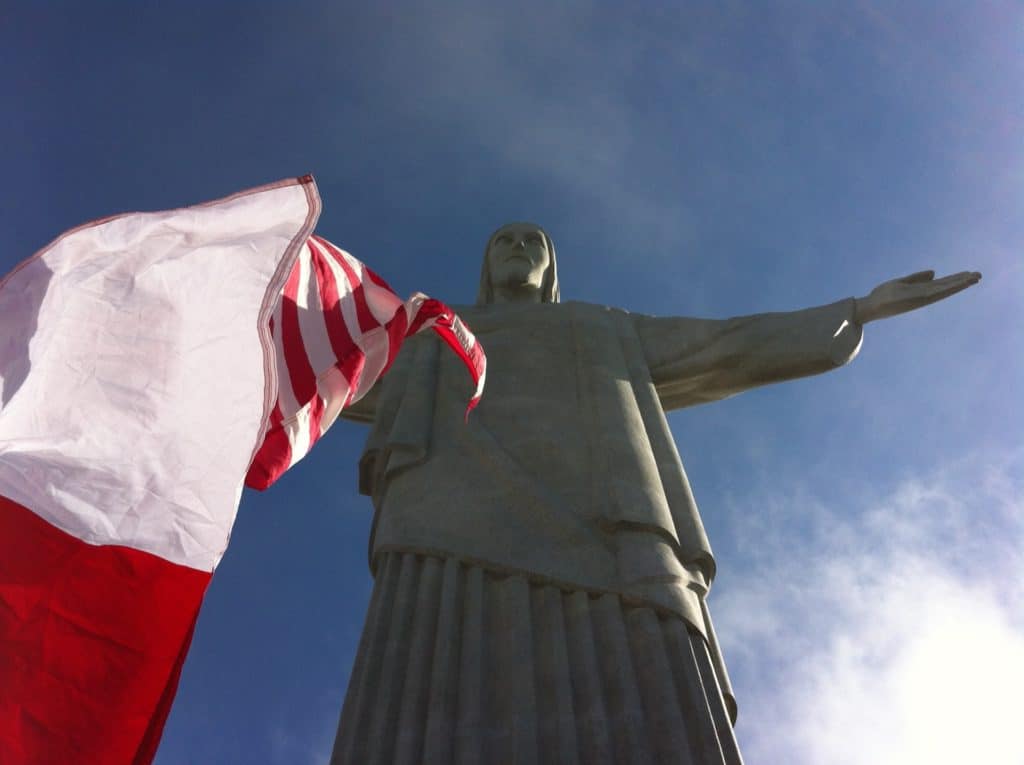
[
  {"xmin": 921, "ymin": 272, "xmax": 981, "ymax": 302},
  {"xmin": 931, "ymin": 271, "xmax": 982, "ymax": 289},
  {"xmin": 901, "ymin": 270, "xmax": 936, "ymax": 284},
  {"xmin": 955, "ymin": 270, "xmax": 982, "ymax": 283}
]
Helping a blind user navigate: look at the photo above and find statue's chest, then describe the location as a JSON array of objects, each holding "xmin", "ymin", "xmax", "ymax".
[
  {"xmin": 442, "ymin": 315, "xmax": 580, "ymax": 416},
  {"xmin": 435, "ymin": 307, "xmax": 622, "ymax": 475}
]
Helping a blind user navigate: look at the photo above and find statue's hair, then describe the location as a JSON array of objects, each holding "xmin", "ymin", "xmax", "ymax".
[{"xmin": 477, "ymin": 223, "xmax": 560, "ymax": 305}]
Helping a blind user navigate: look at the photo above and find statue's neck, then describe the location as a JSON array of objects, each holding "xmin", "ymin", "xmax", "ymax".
[{"xmin": 491, "ymin": 284, "xmax": 543, "ymax": 304}]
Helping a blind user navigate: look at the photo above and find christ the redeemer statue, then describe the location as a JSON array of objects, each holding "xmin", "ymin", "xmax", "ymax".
[{"xmin": 330, "ymin": 223, "xmax": 979, "ymax": 765}]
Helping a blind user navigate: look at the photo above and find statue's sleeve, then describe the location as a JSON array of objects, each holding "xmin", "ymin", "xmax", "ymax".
[{"xmin": 634, "ymin": 298, "xmax": 863, "ymax": 411}]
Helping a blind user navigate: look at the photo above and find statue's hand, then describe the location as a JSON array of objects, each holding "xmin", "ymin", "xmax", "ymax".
[{"xmin": 854, "ymin": 270, "xmax": 981, "ymax": 324}]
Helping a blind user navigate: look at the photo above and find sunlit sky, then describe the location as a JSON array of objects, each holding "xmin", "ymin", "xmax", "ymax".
[{"xmin": 3, "ymin": 3, "xmax": 1022, "ymax": 763}]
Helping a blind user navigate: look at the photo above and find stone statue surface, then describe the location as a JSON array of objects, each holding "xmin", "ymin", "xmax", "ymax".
[{"xmin": 331, "ymin": 223, "xmax": 979, "ymax": 765}]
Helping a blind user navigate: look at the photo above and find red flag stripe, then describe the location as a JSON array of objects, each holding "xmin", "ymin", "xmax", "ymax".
[
  {"xmin": 247, "ymin": 403, "xmax": 293, "ymax": 491},
  {"xmin": 350, "ymin": 326, "xmax": 390, "ymax": 402},
  {"xmin": 402, "ymin": 295, "xmax": 487, "ymax": 414},
  {"xmin": 338, "ymin": 350, "xmax": 367, "ymax": 409},
  {"xmin": 405, "ymin": 295, "xmax": 442, "ymax": 337},
  {"xmin": 359, "ymin": 263, "xmax": 405, "ymax": 325},
  {"xmin": 0, "ymin": 494, "xmax": 210, "ymax": 764},
  {"xmin": 309, "ymin": 238, "xmax": 376, "ymax": 363},
  {"xmin": 313, "ymin": 367, "xmax": 351, "ymax": 435},
  {"xmin": 364, "ymin": 262, "xmax": 397, "ymax": 293},
  {"xmin": 294, "ymin": 244, "xmax": 340, "ymax": 384},
  {"xmin": 307, "ymin": 238, "xmax": 363, "ymax": 365},
  {"xmin": 280, "ymin": 251, "xmax": 318, "ymax": 409},
  {"xmin": 328, "ymin": 244, "xmax": 399, "ymax": 326},
  {"xmin": 269, "ymin": 292, "xmax": 301, "ymax": 419},
  {"xmin": 308, "ymin": 238, "xmax": 388, "ymax": 403},
  {"xmin": 380, "ymin": 305, "xmax": 409, "ymax": 378},
  {"xmin": 312, "ymin": 235, "xmax": 378, "ymax": 335}
]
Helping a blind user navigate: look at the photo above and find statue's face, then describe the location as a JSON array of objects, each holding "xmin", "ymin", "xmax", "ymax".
[{"xmin": 485, "ymin": 224, "xmax": 551, "ymax": 295}]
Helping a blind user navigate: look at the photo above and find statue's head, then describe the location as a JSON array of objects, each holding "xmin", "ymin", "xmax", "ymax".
[{"xmin": 477, "ymin": 222, "xmax": 559, "ymax": 305}]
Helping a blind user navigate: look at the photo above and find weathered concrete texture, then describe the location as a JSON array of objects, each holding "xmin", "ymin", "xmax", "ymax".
[{"xmin": 332, "ymin": 552, "xmax": 742, "ymax": 765}]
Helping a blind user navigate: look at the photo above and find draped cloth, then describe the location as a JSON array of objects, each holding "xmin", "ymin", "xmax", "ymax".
[
  {"xmin": 333, "ymin": 298, "xmax": 862, "ymax": 763},
  {"xmin": 333, "ymin": 552, "xmax": 742, "ymax": 765}
]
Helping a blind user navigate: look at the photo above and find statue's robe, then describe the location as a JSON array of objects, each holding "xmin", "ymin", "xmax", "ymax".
[{"xmin": 332, "ymin": 299, "xmax": 862, "ymax": 765}]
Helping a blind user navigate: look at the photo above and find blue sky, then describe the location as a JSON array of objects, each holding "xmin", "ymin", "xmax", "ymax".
[{"xmin": 2, "ymin": 2, "xmax": 1021, "ymax": 762}]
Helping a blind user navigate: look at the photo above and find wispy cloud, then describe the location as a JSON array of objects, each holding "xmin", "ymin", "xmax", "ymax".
[
  {"xmin": 712, "ymin": 450, "xmax": 1024, "ymax": 764},
  {"xmin": 268, "ymin": 684, "xmax": 341, "ymax": 765},
  {"xmin": 270, "ymin": 721, "xmax": 334, "ymax": 765},
  {"xmin": 319, "ymin": 1, "xmax": 720, "ymax": 265}
]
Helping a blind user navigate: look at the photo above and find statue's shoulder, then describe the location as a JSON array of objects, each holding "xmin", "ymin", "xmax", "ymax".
[
  {"xmin": 565, "ymin": 299, "xmax": 630, "ymax": 313},
  {"xmin": 452, "ymin": 301, "xmax": 631, "ymax": 330},
  {"xmin": 563, "ymin": 300, "xmax": 634, "ymax": 323},
  {"xmin": 453, "ymin": 301, "xmax": 629, "ymax": 314}
]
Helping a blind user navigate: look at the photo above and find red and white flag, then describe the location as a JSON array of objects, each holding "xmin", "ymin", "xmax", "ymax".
[
  {"xmin": 0, "ymin": 177, "xmax": 484, "ymax": 764},
  {"xmin": 246, "ymin": 233, "xmax": 484, "ymax": 490}
]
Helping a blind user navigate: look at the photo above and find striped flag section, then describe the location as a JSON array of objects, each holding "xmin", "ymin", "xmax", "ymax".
[
  {"xmin": 245, "ymin": 234, "xmax": 485, "ymax": 490},
  {"xmin": 0, "ymin": 177, "xmax": 484, "ymax": 764}
]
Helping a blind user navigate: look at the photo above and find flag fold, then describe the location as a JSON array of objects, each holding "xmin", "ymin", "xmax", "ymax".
[{"xmin": 245, "ymin": 233, "xmax": 485, "ymax": 490}]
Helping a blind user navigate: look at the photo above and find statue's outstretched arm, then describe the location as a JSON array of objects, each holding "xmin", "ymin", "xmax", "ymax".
[
  {"xmin": 854, "ymin": 270, "xmax": 981, "ymax": 324},
  {"xmin": 635, "ymin": 300, "xmax": 863, "ymax": 411},
  {"xmin": 636, "ymin": 269, "xmax": 979, "ymax": 412}
]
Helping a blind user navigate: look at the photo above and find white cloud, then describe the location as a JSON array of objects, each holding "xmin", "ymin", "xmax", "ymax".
[
  {"xmin": 321, "ymin": 1, "xmax": 710, "ymax": 263},
  {"xmin": 712, "ymin": 450, "xmax": 1024, "ymax": 764}
]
